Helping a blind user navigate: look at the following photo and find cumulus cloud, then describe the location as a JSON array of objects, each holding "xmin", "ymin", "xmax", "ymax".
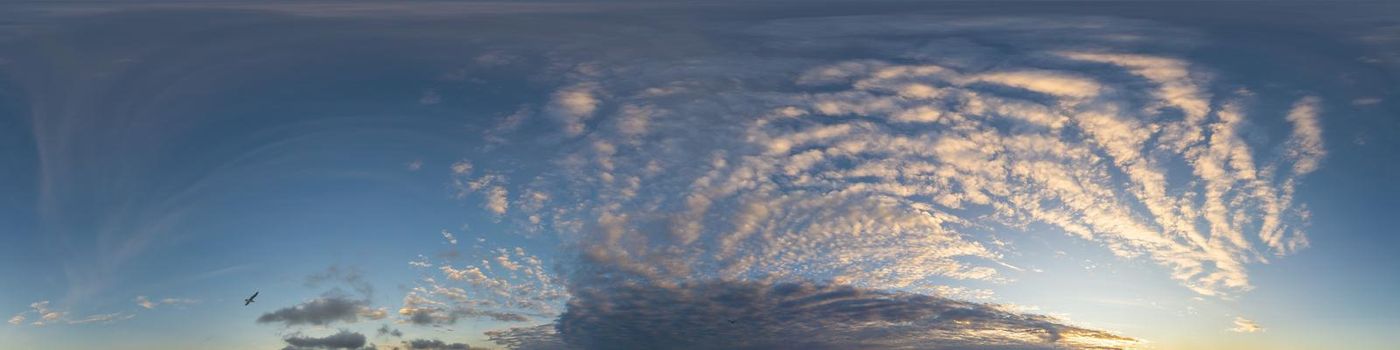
[
  {"xmin": 282, "ymin": 330, "xmax": 372, "ymax": 350},
  {"xmin": 1229, "ymin": 316, "xmax": 1264, "ymax": 333},
  {"xmin": 257, "ymin": 296, "xmax": 386, "ymax": 327}
]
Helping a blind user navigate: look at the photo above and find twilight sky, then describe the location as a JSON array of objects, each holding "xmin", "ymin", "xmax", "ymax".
[{"xmin": 2, "ymin": 1, "xmax": 1399, "ymax": 349}]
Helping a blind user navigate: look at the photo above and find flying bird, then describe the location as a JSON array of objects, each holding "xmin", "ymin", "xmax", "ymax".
[{"xmin": 244, "ymin": 291, "xmax": 258, "ymax": 306}]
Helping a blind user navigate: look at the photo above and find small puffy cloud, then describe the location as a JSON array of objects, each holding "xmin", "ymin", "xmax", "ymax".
[
  {"xmin": 407, "ymin": 159, "xmax": 424, "ymax": 171},
  {"xmin": 8, "ymin": 314, "xmax": 25, "ymax": 325},
  {"xmin": 282, "ymin": 330, "xmax": 371, "ymax": 350},
  {"xmin": 450, "ymin": 160, "xmax": 473, "ymax": 176},
  {"xmin": 257, "ymin": 296, "xmax": 385, "ymax": 327},
  {"xmin": 441, "ymin": 230, "xmax": 458, "ymax": 245},
  {"xmin": 377, "ymin": 324, "xmax": 403, "ymax": 338},
  {"xmin": 410, "ymin": 255, "xmax": 433, "ymax": 268},
  {"xmin": 615, "ymin": 104, "xmax": 654, "ymax": 137},
  {"xmin": 1229, "ymin": 316, "xmax": 1264, "ymax": 333},
  {"xmin": 485, "ymin": 186, "xmax": 509, "ymax": 215},
  {"xmin": 547, "ymin": 83, "xmax": 601, "ymax": 136},
  {"xmin": 404, "ymin": 338, "xmax": 472, "ymax": 349},
  {"xmin": 449, "ymin": 171, "xmax": 510, "ymax": 216}
]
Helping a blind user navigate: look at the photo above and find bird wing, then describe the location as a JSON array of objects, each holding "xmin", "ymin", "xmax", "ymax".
[{"xmin": 251, "ymin": 292, "xmax": 258, "ymax": 299}]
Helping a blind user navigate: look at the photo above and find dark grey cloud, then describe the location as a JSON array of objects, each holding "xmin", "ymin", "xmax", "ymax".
[
  {"xmin": 488, "ymin": 279, "xmax": 1135, "ymax": 350},
  {"xmin": 377, "ymin": 324, "xmax": 403, "ymax": 338},
  {"xmin": 257, "ymin": 296, "xmax": 384, "ymax": 327},
  {"xmin": 401, "ymin": 306, "xmax": 529, "ymax": 325},
  {"xmin": 281, "ymin": 330, "xmax": 370, "ymax": 350},
  {"xmin": 485, "ymin": 325, "xmax": 569, "ymax": 350},
  {"xmin": 404, "ymin": 339, "xmax": 471, "ymax": 350}
]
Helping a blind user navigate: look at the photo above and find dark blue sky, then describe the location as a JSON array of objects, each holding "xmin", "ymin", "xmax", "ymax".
[{"xmin": 1, "ymin": 2, "xmax": 1398, "ymax": 349}]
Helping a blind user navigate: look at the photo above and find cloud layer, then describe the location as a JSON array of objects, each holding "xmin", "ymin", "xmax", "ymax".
[
  {"xmin": 282, "ymin": 330, "xmax": 373, "ymax": 350},
  {"xmin": 485, "ymin": 279, "xmax": 1135, "ymax": 350}
]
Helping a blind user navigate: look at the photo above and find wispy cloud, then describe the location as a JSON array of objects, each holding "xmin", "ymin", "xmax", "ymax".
[
  {"xmin": 8, "ymin": 300, "xmax": 132, "ymax": 327},
  {"xmin": 1229, "ymin": 316, "xmax": 1265, "ymax": 333},
  {"xmin": 134, "ymin": 296, "xmax": 199, "ymax": 310},
  {"xmin": 1351, "ymin": 97, "xmax": 1382, "ymax": 106},
  {"xmin": 65, "ymin": 312, "xmax": 134, "ymax": 325}
]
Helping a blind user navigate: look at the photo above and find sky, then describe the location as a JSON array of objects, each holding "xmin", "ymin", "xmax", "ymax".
[{"xmin": 1, "ymin": 1, "xmax": 1399, "ymax": 349}]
